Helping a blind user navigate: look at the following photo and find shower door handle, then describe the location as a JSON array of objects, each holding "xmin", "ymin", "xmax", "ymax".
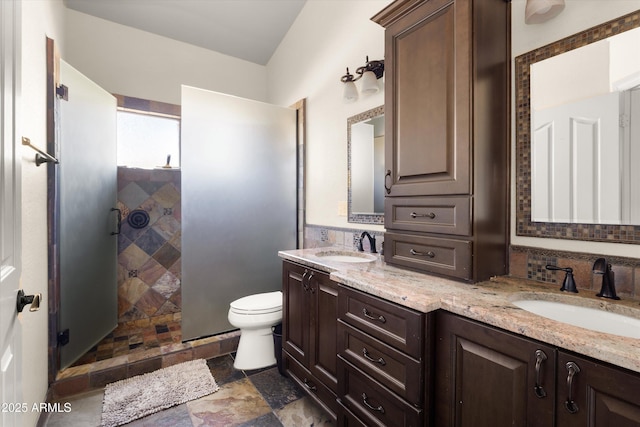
[{"xmin": 110, "ymin": 208, "xmax": 122, "ymax": 235}]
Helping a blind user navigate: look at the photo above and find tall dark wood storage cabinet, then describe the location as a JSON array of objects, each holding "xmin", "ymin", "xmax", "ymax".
[{"xmin": 373, "ymin": 0, "xmax": 510, "ymax": 282}]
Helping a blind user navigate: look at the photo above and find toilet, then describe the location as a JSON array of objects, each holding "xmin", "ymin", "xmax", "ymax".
[{"xmin": 227, "ymin": 290, "xmax": 283, "ymax": 370}]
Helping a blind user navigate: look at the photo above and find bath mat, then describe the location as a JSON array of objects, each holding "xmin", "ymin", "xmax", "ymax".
[{"xmin": 101, "ymin": 359, "xmax": 219, "ymax": 427}]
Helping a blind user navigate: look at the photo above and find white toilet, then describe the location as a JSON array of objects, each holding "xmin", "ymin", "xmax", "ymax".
[{"xmin": 227, "ymin": 290, "xmax": 283, "ymax": 370}]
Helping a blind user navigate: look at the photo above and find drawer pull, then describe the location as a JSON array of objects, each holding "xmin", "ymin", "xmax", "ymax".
[
  {"xmin": 303, "ymin": 378, "xmax": 317, "ymax": 392},
  {"xmin": 362, "ymin": 308, "xmax": 386, "ymax": 323},
  {"xmin": 362, "ymin": 348, "xmax": 386, "ymax": 366},
  {"xmin": 533, "ymin": 349, "xmax": 548, "ymax": 398},
  {"xmin": 362, "ymin": 392, "xmax": 385, "ymax": 414},
  {"xmin": 564, "ymin": 362, "xmax": 580, "ymax": 414},
  {"xmin": 410, "ymin": 211, "xmax": 436, "ymax": 219},
  {"xmin": 410, "ymin": 248, "xmax": 435, "ymax": 258}
]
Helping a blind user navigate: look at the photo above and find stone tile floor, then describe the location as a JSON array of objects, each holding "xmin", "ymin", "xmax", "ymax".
[
  {"xmin": 44, "ymin": 354, "xmax": 334, "ymax": 427},
  {"xmin": 71, "ymin": 318, "xmax": 182, "ymax": 367}
]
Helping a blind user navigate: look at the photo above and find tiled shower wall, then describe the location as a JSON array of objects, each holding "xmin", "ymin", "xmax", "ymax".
[{"xmin": 116, "ymin": 167, "xmax": 182, "ymax": 326}]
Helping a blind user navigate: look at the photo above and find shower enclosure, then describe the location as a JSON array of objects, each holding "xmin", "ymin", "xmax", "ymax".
[{"xmin": 181, "ymin": 86, "xmax": 297, "ymax": 340}]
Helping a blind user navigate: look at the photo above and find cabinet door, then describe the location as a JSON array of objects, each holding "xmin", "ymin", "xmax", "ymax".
[
  {"xmin": 309, "ymin": 272, "xmax": 339, "ymax": 393},
  {"xmin": 435, "ymin": 312, "xmax": 555, "ymax": 427},
  {"xmin": 556, "ymin": 351, "xmax": 640, "ymax": 426},
  {"xmin": 384, "ymin": 0, "xmax": 470, "ymax": 197},
  {"xmin": 282, "ymin": 262, "xmax": 311, "ymax": 366}
]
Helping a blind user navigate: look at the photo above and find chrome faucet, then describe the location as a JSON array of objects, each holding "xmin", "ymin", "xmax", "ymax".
[
  {"xmin": 593, "ymin": 258, "xmax": 620, "ymax": 300},
  {"xmin": 358, "ymin": 231, "xmax": 377, "ymax": 254}
]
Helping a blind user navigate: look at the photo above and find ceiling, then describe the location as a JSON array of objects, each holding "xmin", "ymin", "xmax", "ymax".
[{"xmin": 64, "ymin": 0, "xmax": 308, "ymax": 65}]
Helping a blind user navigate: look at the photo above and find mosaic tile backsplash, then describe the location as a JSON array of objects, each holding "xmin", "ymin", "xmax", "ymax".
[
  {"xmin": 116, "ymin": 167, "xmax": 182, "ymax": 325},
  {"xmin": 304, "ymin": 224, "xmax": 384, "ymax": 253},
  {"xmin": 509, "ymin": 245, "xmax": 640, "ymax": 299}
]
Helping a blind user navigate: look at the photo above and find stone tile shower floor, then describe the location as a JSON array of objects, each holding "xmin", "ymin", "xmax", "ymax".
[
  {"xmin": 71, "ymin": 317, "xmax": 182, "ymax": 367},
  {"xmin": 45, "ymin": 354, "xmax": 334, "ymax": 427}
]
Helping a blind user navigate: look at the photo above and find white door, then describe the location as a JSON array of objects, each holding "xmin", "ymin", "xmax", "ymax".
[
  {"xmin": 1, "ymin": 1, "xmax": 23, "ymax": 426},
  {"xmin": 532, "ymin": 92, "xmax": 621, "ymax": 223}
]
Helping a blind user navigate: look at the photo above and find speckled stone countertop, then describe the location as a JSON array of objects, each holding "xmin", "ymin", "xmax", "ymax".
[{"xmin": 279, "ymin": 247, "xmax": 640, "ymax": 374}]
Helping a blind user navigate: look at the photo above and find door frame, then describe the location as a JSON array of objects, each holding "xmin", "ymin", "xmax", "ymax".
[{"xmin": 45, "ymin": 37, "xmax": 61, "ymax": 384}]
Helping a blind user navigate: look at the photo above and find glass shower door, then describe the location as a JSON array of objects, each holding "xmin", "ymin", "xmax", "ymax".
[
  {"xmin": 181, "ymin": 86, "xmax": 297, "ymax": 340},
  {"xmin": 58, "ymin": 60, "xmax": 118, "ymax": 368}
]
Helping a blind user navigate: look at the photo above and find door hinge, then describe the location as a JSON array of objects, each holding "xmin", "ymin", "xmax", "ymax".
[
  {"xmin": 56, "ymin": 84, "xmax": 69, "ymax": 101},
  {"xmin": 57, "ymin": 329, "xmax": 70, "ymax": 346}
]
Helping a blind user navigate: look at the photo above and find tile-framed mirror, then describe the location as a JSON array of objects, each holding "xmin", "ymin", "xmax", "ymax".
[{"xmin": 515, "ymin": 9, "xmax": 640, "ymax": 244}]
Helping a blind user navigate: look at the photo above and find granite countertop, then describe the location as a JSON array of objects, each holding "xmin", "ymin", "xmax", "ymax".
[{"xmin": 278, "ymin": 247, "xmax": 640, "ymax": 374}]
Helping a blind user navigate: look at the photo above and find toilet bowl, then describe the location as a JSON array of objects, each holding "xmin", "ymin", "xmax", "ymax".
[{"xmin": 228, "ymin": 290, "xmax": 283, "ymax": 370}]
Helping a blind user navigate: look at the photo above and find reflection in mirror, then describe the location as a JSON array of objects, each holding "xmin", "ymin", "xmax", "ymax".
[
  {"xmin": 530, "ymin": 26, "xmax": 640, "ymax": 225},
  {"xmin": 348, "ymin": 105, "xmax": 384, "ymax": 224},
  {"xmin": 516, "ymin": 9, "xmax": 640, "ymax": 244}
]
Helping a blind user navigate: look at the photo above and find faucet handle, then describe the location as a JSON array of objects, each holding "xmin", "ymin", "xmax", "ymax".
[{"xmin": 546, "ymin": 265, "xmax": 578, "ymax": 293}]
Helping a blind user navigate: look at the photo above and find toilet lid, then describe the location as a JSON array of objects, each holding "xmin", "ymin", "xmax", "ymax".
[{"xmin": 230, "ymin": 291, "xmax": 283, "ymax": 314}]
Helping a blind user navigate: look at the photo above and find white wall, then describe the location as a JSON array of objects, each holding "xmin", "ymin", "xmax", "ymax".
[
  {"xmin": 268, "ymin": 0, "xmax": 391, "ymax": 232},
  {"xmin": 21, "ymin": 1, "xmax": 67, "ymax": 425},
  {"xmin": 64, "ymin": 9, "xmax": 268, "ymax": 105},
  {"xmin": 511, "ymin": 0, "xmax": 640, "ymax": 258}
]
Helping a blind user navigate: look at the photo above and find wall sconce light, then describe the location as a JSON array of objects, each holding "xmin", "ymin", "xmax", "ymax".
[
  {"xmin": 525, "ymin": 0, "xmax": 565, "ymax": 24},
  {"xmin": 341, "ymin": 56, "xmax": 384, "ymax": 103}
]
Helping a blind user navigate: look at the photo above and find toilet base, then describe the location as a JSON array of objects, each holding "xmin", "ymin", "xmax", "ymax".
[{"xmin": 233, "ymin": 327, "xmax": 277, "ymax": 370}]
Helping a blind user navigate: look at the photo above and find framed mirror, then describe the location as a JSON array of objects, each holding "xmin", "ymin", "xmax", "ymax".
[
  {"xmin": 348, "ymin": 105, "xmax": 384, "ymax": 224},
  {"xmin": 515, "ymin": 9, "xmax": 640, "ymax": 243}
]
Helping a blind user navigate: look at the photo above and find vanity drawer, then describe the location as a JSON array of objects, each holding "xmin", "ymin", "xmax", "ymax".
[
  {"xmin": 338, "ymin": 285, "xmax": 424, "ymax": 359},
  {"xmin": 385, "ymin": 196, "xmax": 471, "ymax": 235},
  {"xmin": 384, "ymin": 232, "xmax": 472, "ymax": 280},
  {"xmin": 283, "ymin": 351, "xmax": 338, "ymax": 420},
  {"xmin": 337, "ymin": 320, "xmax": 423, "ymax": 406},
  {"xmin": 338, "ymin": 358, "xmax": 423, "ymax": 427}
]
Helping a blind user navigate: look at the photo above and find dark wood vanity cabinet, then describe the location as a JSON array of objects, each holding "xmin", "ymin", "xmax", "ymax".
[
  {"xmin": 373, "ymin": 0, "xmax": 510, "ymax": 281},
  {"xmin": 435, "ymin": 311, "xmax": 640, "ymax": 427},
  {"xmin": 281, "ymin": 261, "xmax": 339, "ymax": 420},
  {"xmin": 336, "ymin": 285, "xmax": 429, "ymax": 427},
  {"xmin": 434, "ymin": 312, "xmax": 555, "ymax": 427},
  {"xmin": 556, "ymin": 351, "xmax": 640, "ymax": 426}
]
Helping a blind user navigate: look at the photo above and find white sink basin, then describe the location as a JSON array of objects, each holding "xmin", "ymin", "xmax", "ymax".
[
  {"xmin": 512, "ymin": 299, "xmax": 640, "ymax": 339},
  {"xmin": 314, "ymin": 251, "xmax": 376, "ymax": 263}
]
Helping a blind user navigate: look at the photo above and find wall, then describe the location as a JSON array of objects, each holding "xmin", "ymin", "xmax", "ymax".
[
  {"xmin": 64, "ymin": 9, "xmax": 268, "ymax": 105},
  {"xmin": 267, "ymin": 0, "xmax": 391, "ymax": 233},
  {"xmin": 20, "ymin": 1, "xmax": 66, "ymax": 425}
]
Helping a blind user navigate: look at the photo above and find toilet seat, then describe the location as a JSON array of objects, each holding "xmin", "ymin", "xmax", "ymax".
[{"xmin": 229, "ymin": 291, "xmax": 282, "ymax": 315}]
